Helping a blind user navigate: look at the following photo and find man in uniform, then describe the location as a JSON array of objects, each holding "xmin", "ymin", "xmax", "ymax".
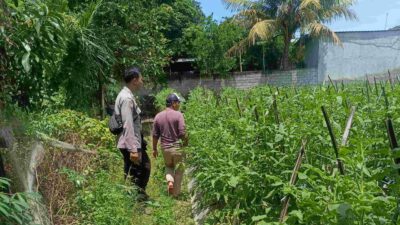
[{"xmin": 115, "ymin": 67, "xmax": 150, "ymax": 200}]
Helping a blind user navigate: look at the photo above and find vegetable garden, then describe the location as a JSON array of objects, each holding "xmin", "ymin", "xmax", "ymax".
[{"xmin": 183, "ymin": 80, "xmax": 400, "ymax": 224}]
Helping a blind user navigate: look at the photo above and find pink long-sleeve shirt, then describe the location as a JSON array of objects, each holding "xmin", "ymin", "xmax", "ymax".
[{"xmin": 152, "ymin": 108, "xmax": 186, "ymax": 149}]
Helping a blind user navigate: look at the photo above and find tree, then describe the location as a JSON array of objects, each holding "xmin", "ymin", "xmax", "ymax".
[
  {"xmin": 224, "ymin": 0, "xmax": 357, "ymax": 70},
  {"xmin": 53, "ymin": 0, "xmax": 114, "ymax": 112},
  {"xmin": 92, "ymin": 0, "xmax": 171, "ymax": 84},
  {"xmin": 155, "ymin": 0, "xmax": 204, "ymax": 57},
  {"xmin": 182, "ymin": 17, "xmax": 245, "ymax": 76},
  {"xmin": 1, "ymin": 0, "xmax": 171, "ymax": 112},
  {"xmin": 0, "ymin": 0, "xmax": 69, "ymax": 107}
]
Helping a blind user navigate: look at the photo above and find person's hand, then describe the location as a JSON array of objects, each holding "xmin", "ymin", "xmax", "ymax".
[
  {"xmin": 183, "ymin": 134, "xmax": 189, "ymax": 147},
  {"xmin": 130, "ymin": 152, "xmax": 141, "ymax": 165},
  {"xmin": 153, "ymin": 150, "xmax": 158, "ymax": 158}
]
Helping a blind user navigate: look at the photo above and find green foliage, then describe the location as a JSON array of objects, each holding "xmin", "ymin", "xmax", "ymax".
[
  {"xmin": 28, "ymin": 109, "xmax": 134, "ymax": 224},
  {"xmin": 0, "ymin": 0, "xmax": 177, "ymax": 111},
  {"xmin": 0, "ymin": 0, "xmax": 68, "ymax": 106},
  {"xmin": 53, "ymin": 0, "xmax": 114, "ymax": 110},
  {"xmin": 92, "ymin": 0, "xmax": 171, "ymax": 85},
  {"xmin": 29, "ymin": 109, "xmax": 115, "ymax": 151},
  {"xmin": 153, "ymin": 88, "xmax": 179, "ymax": 112},
  {"xmin": 182, "ymin": 17, "xmax": 245, "ymax": 76},
  {"xmin": 185, "ymin": 82, "xmax": 400, "ymax": 224},
  {"xmin": 155, "ymin": 0, "xmax": 204, "ymax": 56},
  {"xmin": 74, "ymin": 170, "xmax": 135, "ymax": 225},
  {"xmin": 0, "ymin": 178, "xmax": 33, "ymax": 225}
]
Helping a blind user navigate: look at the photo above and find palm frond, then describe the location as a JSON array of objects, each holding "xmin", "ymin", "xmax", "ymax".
[
  {"xmin": 234, "ymin": 9, "xmax": 264, "ymax": 19},
  {"xmin": 226, "ymin": 36, "xmax": 251, "ymax": 56},
  {"xmin": 299, "ymin": 0, "xmax": 321, "ymax": 10},
  {"xmin": 307, "ymin": 22, "xmax": 341, "ymax": 45},
  {"xmin": 248, "ymin": 19, "xmax": 277, "ymax": 44},
  {"xmin": 78, "ymin": 0, "xmax": 103, "ymax": 27},
  {"xmin": 222, "ymin": 0, "xmax": 253, "ymax": 11},
  {"xmin": 233, "ymin": 9, "xmax": 268, "ymax": 28},
  {"xmin": 322, "ymin": 6, "xmax": 357, "ymax": 22}
]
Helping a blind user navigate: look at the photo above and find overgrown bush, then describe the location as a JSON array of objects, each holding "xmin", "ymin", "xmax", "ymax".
[
  {"xmin": 0, "ymin": 178, "xmax": 33, "ymax": 225},
  {"xmin": 74, "ymin": 170, "xmax": 135, "ymax": 225},
  {"xmin": 28, "ymin": 110, "xmax": 136, "ymax": 224}
]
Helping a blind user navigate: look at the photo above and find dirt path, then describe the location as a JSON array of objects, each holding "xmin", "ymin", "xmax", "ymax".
[{"xmin": 130, "ymin": 137, "xmax": 195, "ymax": 225}]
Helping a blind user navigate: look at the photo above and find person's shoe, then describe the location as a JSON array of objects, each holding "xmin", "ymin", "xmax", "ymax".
[{"xmin": 167, "ymin": 181, "xmax": 174, "ymax": 196}]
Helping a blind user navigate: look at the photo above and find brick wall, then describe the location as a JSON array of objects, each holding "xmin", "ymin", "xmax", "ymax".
[{"xmin": 167, "ymin": 69, "xmax": 318, "ymax": 94}]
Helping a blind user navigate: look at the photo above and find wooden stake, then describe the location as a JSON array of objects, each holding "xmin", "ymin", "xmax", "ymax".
[
  {"xmin": 341, "ymin": 80, "xmax": 345, "ymax": 91},
  {"xmin": 273, "ymin": 95, "xmax": 280, "ymax": 124},
  {"xmin": 279, "ymin": 140, "xmax": 307, "ymax": 223},
  {"xmin": 328, "ymin": 75, "xmax": 338, "ymax": 93},
  {"xmin": 321, "ymin": 106, "xmax": 345, "ymax": 175},
  {"xmin": 366, "ymin": 80, "xmax": 370, "ymax": 103},
  {"xmin": 341, "ymin": 106, "xmax": 356, "ymax": 147},
  {"xmin": 236, "ymin": 97, "xmax": 243, "ymax": 117},
  {"xmin": 388, "ymin": 70, "xmax": 394, "ymax": 91},
  {"xmin": 382, "ymin": 86, "xmax": 389, "ymax": 110},
  {"xmin": 385, "ymin": 118, "xmax": 400, "ymax": 175}
]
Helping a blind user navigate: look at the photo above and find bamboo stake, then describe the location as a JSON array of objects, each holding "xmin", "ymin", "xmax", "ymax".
[
  {"xmin": 321, "ymin": 106, "xmax": 345, "ymax": 175},
  {"xmin": 366, "ymin": 80, "xmax": 370, "ymax": 103},
  {"xmin": 272, "ymin": 95, "xmax": 285, "ymax": 152},
  {"xmin": 272, "ymin": 95, "xmax": 279, "ymax": 124},
  {"xmin": 382, "ymin": 86, "xmax": 389, "ymax": 110},
  {"xmin": 365, "ymin": 75, "xmax": 371, "ymax": 92},
  {"xmin": 279, "ymin": 140, "xmax": 307, "ymax": 222},
  {"xmin": 236, "ymin": 97, "xmax": 243, "ymax": 117},
  {"xmin": 385, "ymin": 119, "xmax": 400, "ymax": 223},
  {"xmin": 385, "ymin": 119, "xmax": 400, "ymax": 175},
  {"xmin": 341, "ymin": 80, "xmax": 345, "ymax": 91},
  {"xmin": 388, "ymin": 70, "xmax": 394, "ymax": 91},
  {"xmin": 328, "ymin": 75, "xmax": 338, "ymax": 93},
  {"xmin": 341, "ymin": 106, "xmax": 356, "ymax": 146}
]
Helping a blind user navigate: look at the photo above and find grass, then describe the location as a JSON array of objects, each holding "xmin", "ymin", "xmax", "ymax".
[{"xmin": 130, "ymin": 137, "xmax": 195, "ymax": 225}]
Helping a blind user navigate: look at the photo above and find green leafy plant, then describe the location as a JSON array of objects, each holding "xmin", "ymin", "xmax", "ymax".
[
  {"xmin": 0, "ymin": 178, "xmax": 33, "ymax": 225},
  {"xmin": 153, "ymin": 88, "xmax": 180, "ymax": 112},
  {"xmin": 184, "ymin": 82, "xmax": 400, "ymax": 224}
]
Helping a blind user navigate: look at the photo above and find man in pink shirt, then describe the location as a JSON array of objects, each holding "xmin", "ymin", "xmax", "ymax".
[{"xmin": 152, "ymin": 93, "xmax": 188, "ymax": 197}]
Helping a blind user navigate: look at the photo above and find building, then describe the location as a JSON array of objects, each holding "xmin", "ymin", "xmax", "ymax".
[{"xmin": 305, "ymin": 29, "xmax": 400, "ymax": 82}]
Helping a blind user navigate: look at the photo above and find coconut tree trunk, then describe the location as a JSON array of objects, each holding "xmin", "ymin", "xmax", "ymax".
[
  {"xmin": 262, "ymin": 45, "xmax": 266, "ymax": 73},
  {"xmin": 281, "ymin": 34, "xmax": 291, "ymax": 70},
  {"xmin": 239, "ymin": 51, "xmax": 243, "ymax": 72}
]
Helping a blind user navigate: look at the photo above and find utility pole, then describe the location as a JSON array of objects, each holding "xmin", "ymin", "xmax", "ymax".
[{"xmin": 385, "ymin": 13, "xmax": 389, "ymax": 30}]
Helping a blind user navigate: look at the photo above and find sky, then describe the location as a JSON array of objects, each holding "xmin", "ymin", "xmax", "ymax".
[{"xmin": 197, "ymin": 0, "xmax": 400, "ymax": 31}]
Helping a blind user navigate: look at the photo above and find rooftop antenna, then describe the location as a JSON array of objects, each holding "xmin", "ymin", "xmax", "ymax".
[{"xmin": 385, "ymin": 13, "xmax": 389, "ymax": 30}]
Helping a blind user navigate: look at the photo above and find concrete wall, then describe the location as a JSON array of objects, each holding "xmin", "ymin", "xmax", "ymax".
[
  {"xmin": 167, "ymin": 30, "xmax": 400, "ymax": 91},
  {"xmin": 167, "ymin": 69, "xmax": 318, "ymax": 94},
  {"xmin": 312, "ymin": 30, "xmax": 400, "ymax": 81}
]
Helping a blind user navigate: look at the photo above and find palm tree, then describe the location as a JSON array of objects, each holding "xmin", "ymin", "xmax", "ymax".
[{"xmin": 224, "ymin": 0, "xmax": 357, "ymax": 70}]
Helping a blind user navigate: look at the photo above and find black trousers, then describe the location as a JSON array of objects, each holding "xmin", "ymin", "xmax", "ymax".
[{"xmin": 120, "ymin": 149, "xmax": 151, "ymax": 192}]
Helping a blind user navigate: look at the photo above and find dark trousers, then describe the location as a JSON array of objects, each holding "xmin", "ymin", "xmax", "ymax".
[{"xmin": 120, "ymin": 149, "xmax": 151, "ymax": 192}]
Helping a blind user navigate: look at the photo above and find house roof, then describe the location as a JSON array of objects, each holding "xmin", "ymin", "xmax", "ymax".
[{"xmin": 334, "ymin": 29, "xmax": 400, "ymax": 34}]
